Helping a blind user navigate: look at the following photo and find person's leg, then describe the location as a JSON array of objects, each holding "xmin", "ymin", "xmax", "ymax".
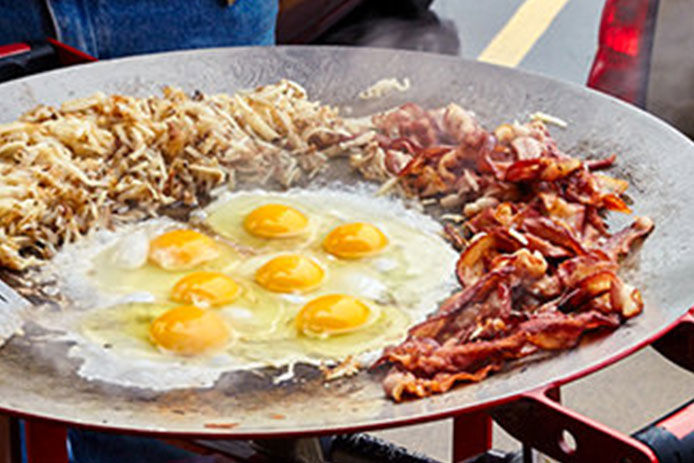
[
  {"xmin": 68, "ymin": 428, "xmax": 193, "ymax": 463},
  {"xmin": 0, "ymin": 0, "xmax": 55, "ymax": 45},
  {"xmin": 47, "ymin": 0, "xmax": 279, "ymax": 58}
]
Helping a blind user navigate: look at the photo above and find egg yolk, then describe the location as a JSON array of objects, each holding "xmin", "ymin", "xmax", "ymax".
[
  {"xmin": 243, "ymin": 204, "xmax": 308, "ymax": 238},
  {"xmin": 171, "ymin": 272, "xmax": 240, "ymax": 307},
  {"xmin": 148, "ymin": 229, "xmax": 220, "ymax": 271},
  {"xmin": 296, "ymin": 294, "xmax": 371, "ymax": 336},
  {"xmin": 149, "ymin": 305, "xmax": 230, "ymax": 355},
  {"xmin": 255, "ymin": 254, "xmax": 325, "ymax": 293},
  {"xmin": 322, "ymin": 223, "xmax": 388, "ymax": 259}
]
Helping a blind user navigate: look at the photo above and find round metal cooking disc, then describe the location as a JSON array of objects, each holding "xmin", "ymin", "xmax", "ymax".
[{"xmin": 0, "ymin": 46, "xmax": 692, "ymax": 437}]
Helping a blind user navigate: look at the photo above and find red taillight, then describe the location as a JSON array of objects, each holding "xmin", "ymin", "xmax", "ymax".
[{"xmin": 587, "ymin": 0, "xmax": 659, "ymax": 107}]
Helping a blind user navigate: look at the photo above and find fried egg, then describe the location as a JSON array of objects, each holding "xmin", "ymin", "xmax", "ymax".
[
  {"xmin": 171, "ymin": 272, "xmax": 240, "ymax": 307},
  {"xmin": 296, "ymin": 294, "xmax": 376, "ymax": 337},
  {"xmin": 204, "ymin": 187, "xmax": 457, "ymax": 310},
  {"xmin": 323, "ymin": 222, "xmax": 389, "ymax": 259},
  {"xmin": 87, "ymin": 223, "xmax": 239, "ymax": 302},
  {"xmin": 243, "ymin": 204, "xmax": 309, "ymax": 238},
  {"xmin": 149, "ymin": 305, "xmax": 232, "ymax": 355},
  {"xmin": 148, "ymin": 229, "xmax": 221, "ymax": 270},
  {"xmin": 36, "ymin": 185, "xmax": 458, "ymax": 390},
  {"xmin": 204, "ymin": 196, "xmax": 319, "ymax": 252},
  {"xmin": 254, "ymin": 254, "xmax": 325, "ymax": 293}
]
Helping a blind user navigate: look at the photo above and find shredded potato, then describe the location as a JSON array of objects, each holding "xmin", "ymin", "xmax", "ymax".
[
  {"xmin": 0, "ymin": 80, "xmax": 376, "ymax": 270},
  {"xmin": 359, "ymin": 78, "xmax": 411, "ymax": 100},
  {"xmin": 530, "ymin": 111, "xmax": 568, "ymax": 128}
]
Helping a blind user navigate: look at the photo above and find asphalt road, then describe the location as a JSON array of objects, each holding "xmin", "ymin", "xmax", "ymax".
[{"xmin": 319, "ymin": 0, "xmax": 605, "ymax": 84}]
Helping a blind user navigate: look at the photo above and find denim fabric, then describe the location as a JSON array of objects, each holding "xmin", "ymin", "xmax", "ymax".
[
  {"xmin": 1, "ymin": 1, "xmax": 276, "ymax": 459},
  {"xmin": 0, "ymin": 1, "xmax": 56, "ymax": 45},
  {"xmin": 67, "ymin": 428, "xmax": 195, "ymax": 463},
  {"xmin": 0, "ymin": 0, "xmax": 278, "ymax": 58}
]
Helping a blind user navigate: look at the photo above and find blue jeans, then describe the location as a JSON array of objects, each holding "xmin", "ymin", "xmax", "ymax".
[
  {"xmin": 67, "ymin": 429, "xmax": 197, "ymax": 463},
  {"xmin": 0, "ymin": 0, "xmax": 277, "ymax": 58},
  {"xmin": 4, "ymin": 1, "xmax": 277, "ymax": 460}
]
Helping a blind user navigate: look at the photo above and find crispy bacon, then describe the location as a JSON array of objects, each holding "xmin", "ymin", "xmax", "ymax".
[
  {"xmin": 610, "ymin": 277, "xmax": 645, "ymax": 318},
  {"xmin": 586, "ymin": 154, "xmax": 617, "ymax": 171},
  {"xmin": 557, "ymin": 252, "xmax": 617, "ymax": 287},
  {"xmin": 511, "ymin": 136, "xmax": 544, "ymax": 160},
  {"xmin": 538, "ymin": 193, "xmax": 586, "ymax": 235},
  {"xmin": 456, "ymin": 233, "xmax": 496, "ymax": 286},
  {"xmin": 521, "ymin": 216, "xmax": 587, "ymax": 256},
  {"xmin": 373, "ymin": 103, "xmax": 441, "ymax": 148},
  {"xmin": 384, "ymin": 148, "xmax": 414, "ymax": 175},
  {"xmin": 383, "ymin": 105, "xmax": 499, "ymax": 197},
  {"xmin": 442, "ymin": 103, "xmax": 488, "ymax": 147},
  {"xmin": 443, "ymin": 223, "xmax": 467, "ymax": 251},
  {"xmin": 524, "ymin": 233, "xmax": 574, "ymax": 259},
  {"xmin": 382, "ymin": 365, "xmax": 499, "ymax": 402},
  {"xmin": 370, "ymin": 111, "xmax": 654, "ymax": 401},
  {"xmin": 505, "ymin": 157, "xmax": 582, "ymax": 183},
  {"xmin": 603, "ymin": 216, "xmax": 654, "ymax": 259},
  {"xmin": 380, "ymin": 311, "xmax": 619, "ymax": 400},
  {"xmin": 557, "ymin": 270, "xmax": 615, "ymax": 311}
]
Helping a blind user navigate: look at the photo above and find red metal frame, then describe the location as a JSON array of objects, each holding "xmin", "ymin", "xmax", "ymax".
[
  {"xmin": 45, "ymin": 38, "xmax": 97, "ymax": 65},
  {"xmin": 658, "ymin": 401, "xmax": 694, "ymax": 440},
  {"xmin": 490, "ymin": 308, "xmax": 694, "ymax": 463},
  {"xmin": 3, "ymin": 36, "xmax": 693, "ymax": 463},
  {"xmin": 0, "ymin": 43, "xmax": 31, "ymax": 60},
  {"xmin": 492, "ymin": 387, "xmax": 658, "ymax": 463}
]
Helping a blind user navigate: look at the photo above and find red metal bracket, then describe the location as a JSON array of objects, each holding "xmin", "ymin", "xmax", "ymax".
[
  {"xmin": 652, "ymin": 307, "xmax": 694, "ymax": 372},
  {"xmin": 492, "ymin": 309, "xmax": 694, "ymax": 463},
  {"xmin": 492, "ymin": 385, "xmax": 658, "ymax": 463}
]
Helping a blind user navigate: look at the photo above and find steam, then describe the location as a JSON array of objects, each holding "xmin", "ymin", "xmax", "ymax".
[{"xmin": 318, "ymin": 10, "xmax": 460, "ymax": 56}]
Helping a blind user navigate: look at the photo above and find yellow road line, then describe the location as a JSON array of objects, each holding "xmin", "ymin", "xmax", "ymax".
[{"xmin": 478, "ymin": 0, "xmax": 570, "ymax": 68}]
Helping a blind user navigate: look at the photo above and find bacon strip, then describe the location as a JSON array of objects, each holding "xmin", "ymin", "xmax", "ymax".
[
  {"xmin": 370, "ymin": 105, "xmax": 654, "ymax": 401},
  {"xmin": 381, "ymin": 311, "xmax": 620, "ymax": 401}
]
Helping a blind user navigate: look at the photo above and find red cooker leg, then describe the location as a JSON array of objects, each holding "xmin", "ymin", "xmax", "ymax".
[
  {"xmin": 452, "ymin": 409, "xmax": 493, "ymax": 462},
  {"xmin": 0, "ymin": 416, "xmax": 21, "ymax": 463},
  {"xmin": 24, "ymin": 419, "xmax": 68, "ymax": 463}
]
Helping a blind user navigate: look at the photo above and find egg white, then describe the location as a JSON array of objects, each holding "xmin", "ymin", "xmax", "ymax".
[
  {"xmin": 33, "ymin": 184, "xmax": 459, "ymax": 391},
  {"xmin": 204, "ymin": 185, "xmax": 459, "ymax": 315}
]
